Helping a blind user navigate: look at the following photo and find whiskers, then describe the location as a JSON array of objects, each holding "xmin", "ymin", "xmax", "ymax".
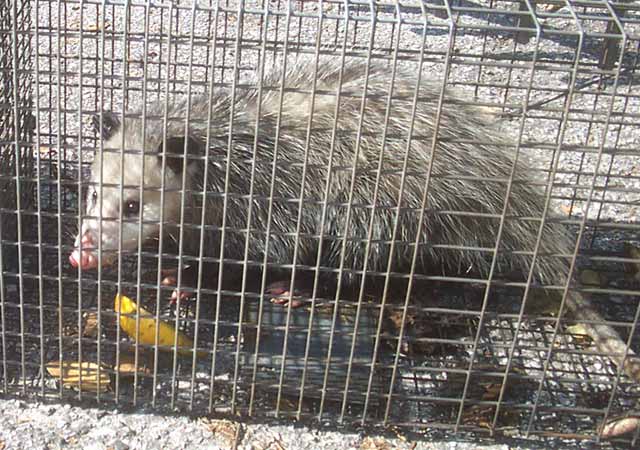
[{"xmin": 62, "ymin": 225, "xmax": 78, "ymax": 245}]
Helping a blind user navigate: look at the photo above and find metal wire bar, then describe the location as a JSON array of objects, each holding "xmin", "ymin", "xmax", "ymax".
[
  {"xmin": 188, "ymin": 0, "xmax": 221, "ymax": 413},
  {"xmin": 153, "ymin": 0, "xmax": 175, "ymax": 409},
  {"xmin": 168, "ymin": 0, "xmax": 199, "ymax": 411},
  {"xmin": 130, "ymin": 0, "xmax": 153, "ymax": 406},
  {"xmin": 247, "ymin": 0, "xmax": 276, "ymax": 417},
  {"xmin": 315, "ymin": 1, "xmax": 354, "ymax": 420},
  {"xmin": 94, "ymin": 0, "xmax": 108, "ymax": 405},
  {"xmin": 215, "ymin": 0, "xmax": 245, "ymax": 413},
  {"xmin": 74, "ymin": 0, "xmax": 86, "ymax": 401},
  {"xmin": 523, "ymin": 1, "xmax": 597, "ymax": 437},
  {"xmin": 488, "ymin": 0, "xmax": 544, "ymax": 431},
  {"xmin": 272, "ymin": 3, "xmax": 296, "ymax": 418},
  {"xmin": 32, "ymin": 0, "xmax": 45, "ymax": 400},
  {"xmin": 366, "ymin": 0, "xmax": 457, "ymax": 426},
  {"xmin": 54, "ymin": 0, "xmax": 64, "ymax": 400},
  {"xmin": 339, "ymin": 0, "xmax": 401, "ymax": 422}
]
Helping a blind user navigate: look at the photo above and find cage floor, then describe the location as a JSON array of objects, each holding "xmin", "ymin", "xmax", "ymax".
[{"xmin": 2, "ymin": 207, "xmax": 639, "ymax": 439}]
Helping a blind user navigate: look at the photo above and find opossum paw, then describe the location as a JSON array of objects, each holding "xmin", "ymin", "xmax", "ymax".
[
  {"xmin": 160, "ymin": 266, "xmax": 199, "ymax": 304},
  {"xmin": 169, "ymin": 288, "xmax": 195, "ymax": 305},
  {"xmin": 160, "ymin": 267, "xmax": 182, "ymax": 285},
  {"xmin": 160, "ymin": 265, "xmax": 199, "ymax": 285},
  {"xmin": 265, "ymin": 280, "xmax": 312, "ymax": 308}
]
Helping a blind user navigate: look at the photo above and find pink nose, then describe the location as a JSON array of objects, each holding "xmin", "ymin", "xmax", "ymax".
[
  {"xmin": 69, "ymin": 232, "xmax": 99, "ymax": 269},
  {"xmin": 80, "ymin": 233, "xmax": 94, "ymax": 247}
]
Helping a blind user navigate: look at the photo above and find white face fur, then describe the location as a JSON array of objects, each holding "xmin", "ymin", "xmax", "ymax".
[{"xmin": 69, "ymin": 129, "xmax": 187, "ymax": 270}]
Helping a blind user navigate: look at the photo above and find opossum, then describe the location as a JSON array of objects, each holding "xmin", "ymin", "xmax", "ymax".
[{"xmin": 69, "ymin": 57, "xmax": 640, "ymax": 382}]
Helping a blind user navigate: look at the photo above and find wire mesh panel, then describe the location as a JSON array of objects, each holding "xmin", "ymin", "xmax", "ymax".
[
  {"xmin": 1, "ymin": 0, "xmax": 639, "ymax": 446},
  {"xmin": 0, "ymin": 0, "xmax": 35, "ymax": 397}
]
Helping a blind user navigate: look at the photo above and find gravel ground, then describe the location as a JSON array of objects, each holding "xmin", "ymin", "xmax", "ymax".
[{"xmin": 0, "ymin": 399, "xmax": 535, "ymax": 450}]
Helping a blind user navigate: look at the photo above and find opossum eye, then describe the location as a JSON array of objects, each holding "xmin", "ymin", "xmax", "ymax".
[
  {"xmin": 124, "ymin": 200, "xmax": 140, "ymax": 216},
  {"xmin": 91, "ymin": 190, "xmax": 98, "ymax": 202}
]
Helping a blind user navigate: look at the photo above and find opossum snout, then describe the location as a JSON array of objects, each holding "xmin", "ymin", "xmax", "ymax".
[{"xmin": 69, "ymin": 230, "xmax": 100, "ymax": 269}]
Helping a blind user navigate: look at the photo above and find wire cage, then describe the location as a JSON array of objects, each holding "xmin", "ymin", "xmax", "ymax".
[{"xmin": 1, "ymin": 0, "xmax": 640, "ymax": 446}]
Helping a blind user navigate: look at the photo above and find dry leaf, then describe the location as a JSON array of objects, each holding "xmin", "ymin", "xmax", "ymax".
[
  {"xmin": 360, "ymin": 437, "xmax": 392, "ymax": 450},
  {"xmin": 115, "ymin": 349, "xmax": 153, "ymax": 377},
  {"xmin": 200, "ymin": 418, "xmax": 241, "ymax": 447},
  {"xmin": 560, "ymin": 204, "xmax": 573, "ymax": 215},
  {"xmin": 539, "ymin": 3, "xmax": 566, "ymax": 13},
  {"xmin": 481, "ymin": 383, "xmax": 502, "ymax": 401},
  {"xmin": 600, "ymin": 415, "xmax": 640, "ymax": 439},
  {"xmin": 566, "ymin": 323, "xmax": 593, "ymax": 346},
  {"xmin": 46, "ymin": 360, "xmax": 110, "ymax": 392},
  {"xmin": 386, "ymin": 310, "xmax": 414, "ymax": 330},
  {"xmin": 82, "ymin": 311, "xmax": 99, "ymax": 338},
  {"xmin": 623, "ymin": 243, "xmax": 640, "ymax": 282},
  {"xmin": 462, "ymin": 404, "xmax": 520, "ymax": 430},
  {"xmin": 451, "ymin": 363, "xmax": 531, "ymax": 430},
  {"xmin": 61, "ymin": 311, "xmax": 99, "ymax": 338},
  {"xmin": 86, "ymin": 24, "xmax": 101, "ymax": 32},
  {"xmin": 566, "ymin": 324, "xmax": 589, "ymax": 335},
  {"xmin": 39, "ymin": 145, "xmax": 56, "ymax": 157}
]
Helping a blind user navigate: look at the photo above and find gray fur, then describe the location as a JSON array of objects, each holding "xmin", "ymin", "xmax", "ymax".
[{"xmin": 79, "ymin": 58, "xmax": 639, "ymax": 381}]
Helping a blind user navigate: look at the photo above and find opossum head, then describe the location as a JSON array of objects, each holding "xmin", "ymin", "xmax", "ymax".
[{"xmin": 69, "ymin": 111, "xmax": 203, "ymax": 270}]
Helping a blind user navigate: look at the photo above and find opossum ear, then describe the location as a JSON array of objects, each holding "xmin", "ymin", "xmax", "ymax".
[
  {"xmin": 92, "ymin": 112, "xmax": 121, "ymax": 140},
  {"xmin": 157, "ymin": 136, "xmax": 203, "ymax": 175}
]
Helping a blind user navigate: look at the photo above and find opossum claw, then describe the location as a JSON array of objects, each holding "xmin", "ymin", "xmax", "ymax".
[
  {"xmin": 160, "ymin": 265, "xmax": 200, "ymax": 305},
  {"xmin": 266, "ymin": 280, "xmax": 311, "ymax": 308},
  {"xmin": 160, "ymin": 268, "xmax": 178, "ymax": 286},
  {"xmin": 169, "ymin": 288, "xmax": 195, "ymax": 305}
]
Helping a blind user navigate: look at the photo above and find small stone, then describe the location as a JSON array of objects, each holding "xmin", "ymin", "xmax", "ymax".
[
  {"xmin": 52, "ymin": 436, "xmax": 67, "ymax": 448},
  {"xmin": 82, "ymin": 442, "xmax": 107, "ymax": 450},
  {"xmin": 111, "ymin": 439, "xmax": 130, "ymax": 450},
  {"xmin": 70, "ymin": 421, "xmax": 91, "ymax": 435},
  {"xmin": 56, "ymin": 416, "xmax": 70, "ymax": 429}
]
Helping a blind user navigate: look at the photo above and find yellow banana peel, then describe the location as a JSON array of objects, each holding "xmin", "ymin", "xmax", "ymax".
[{"xmin": 114, "ymin": 294, "xmax": 207, "ymax": 359}]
